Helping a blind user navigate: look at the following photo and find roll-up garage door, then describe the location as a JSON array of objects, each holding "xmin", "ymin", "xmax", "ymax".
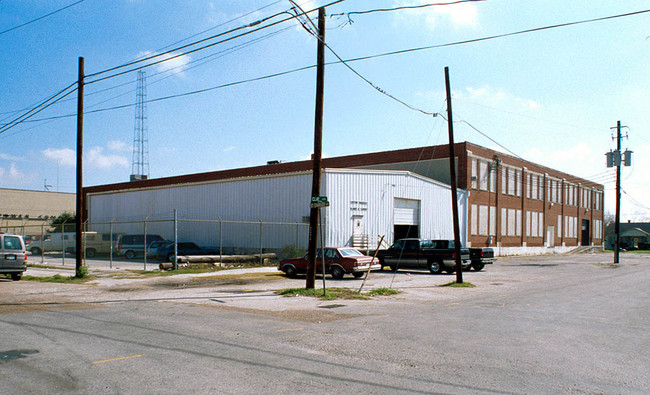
[{"xmin": 394, "ymin": 198, "xmax": 420, "ymax": 225}]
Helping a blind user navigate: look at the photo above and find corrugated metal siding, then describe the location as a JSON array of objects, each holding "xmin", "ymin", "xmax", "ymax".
[
  {"xmin": 87, "ymin": 168, "xmax": 467, "ymax": 251},
  {"xmin": 88, "ymin": 173, "xmax": 313, "ymax": 248},
  {"xmin": 323, "ymin": 169, "xmax": 467, "ymax": 248}
]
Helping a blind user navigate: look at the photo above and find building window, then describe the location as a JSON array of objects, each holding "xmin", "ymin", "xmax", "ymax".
[
  {"xmin": 538, "ymin": 212, "xmax": 544, "ymax": 238},
  {"xmin": 501, "ymin": 208, "xmax": 507, "ymax": 236},
  {"xmin": 479, "ymin": 161, "xmax": 488, "ymax": 191},
  {"xmin": 501, "ymin": 167, "xmax": 507, "ymax": 194},
  {"xmin": 531, "ymin": 175, "xmax": 538, "ymax": 200},
  {"xmin": 558, "ymin": 215, "xmax": 562, "ymax": 238},
  {"xmin": 489, "ymin": 167, "xmax": 496, "ymax": 192},
  {"xmin": 471, "ymin": 204, "xmax": 478, "ymax": 235},
  {"xmin": 489, "ymin": 206, "xmax": 496, "ymax": 236},
  {"xmin": 530, "ymin": 211, "xmax": 538, "ymax": 237},
  {"xmin": 526, "ymin": 173, "xmax": 531, "ymax": 199},
  {"xmin": 507, "ymin": 168, "xmax": 515, "ymax": 195},
  {"xmin": 516, "ymin": 209, "xmax": 522, "ymax": 236},
  {"xmin": 515, "ymin": 170, "xmax": 522, "ymax": 197},
  {"xmin": 471, "ymin": 159, "xmax": 478, "ymax": 189}
]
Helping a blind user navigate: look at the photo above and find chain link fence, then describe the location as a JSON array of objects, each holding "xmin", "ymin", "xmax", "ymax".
[{"xmin": 2, "ymin": 215, "xmax": 310, "ymax": 268}]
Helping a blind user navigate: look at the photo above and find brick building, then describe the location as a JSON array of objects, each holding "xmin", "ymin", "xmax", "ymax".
[{"xmin": 84, "ymin": 141, "xmax": 604, "ymax": 255}]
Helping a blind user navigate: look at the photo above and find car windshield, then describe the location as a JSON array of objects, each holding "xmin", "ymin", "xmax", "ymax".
[{"xmin": 339, "ymin": 248, "xmax": 363, "ymax": 257}]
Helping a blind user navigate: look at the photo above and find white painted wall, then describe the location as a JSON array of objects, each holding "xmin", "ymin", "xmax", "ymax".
[{"xmin": 86, "ymin": 168, "xmax": 468, "ymax": 252}]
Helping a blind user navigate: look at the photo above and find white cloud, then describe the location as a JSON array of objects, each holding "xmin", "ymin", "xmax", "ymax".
[
  {"xmin": 222, "ymin": 146, "xmax": 235, "ymax": 153},
  {"xmin": 87, "ymin": 147, "xmax": 129, "ymax": 169},
  {"xmin": 42, "ymin": 148, "xmax": 76, "ymax": 166},
  {"xmin": 137, "ymin": 50, "xmax": 191, "ymax": 77},
  {"xmin": 395, "ymin": 0, "xmax": 479, "ymax": 30},
  {"xmin": 107, "ymin": 140, "xmax": 130, "ymax": 152},
  {"xmin": 458, "ymin": 85, "xmax": 541, "ymax": 112},
  {"xmin": 0, "ymin": 153, "xmax": 21, "ymax": 161}
]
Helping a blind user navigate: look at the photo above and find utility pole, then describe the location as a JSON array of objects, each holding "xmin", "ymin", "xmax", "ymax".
[
  {"xmin": 444, "ymin": 67, "xmax": 463, "ymax": 284},
  {"xmin": 75, "ymin": 57, "xmax": 84, "ymax": 278},
  {"xmin": 306, "ymin": 7, "xmax": 326, "ymax": 289},
  {"xmin": 607, "ymin": 121, "xmax": 631, "ymax": 264}
]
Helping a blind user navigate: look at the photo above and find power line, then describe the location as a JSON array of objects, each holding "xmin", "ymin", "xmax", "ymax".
[
  {"xmin": 330, "ymin": 0, "xmax": 484, "ymax": 18},
  {"xmin": 0, "ymin": 82, "xmax": 77, "ymax": 135},
  {"xmin": 85, "ymin": 0, "xmax": 345, "ymax": 84},
  {"xmin": 336, "ymin": 9, "xmax": 650, "ymax": 65},
  {"xmin": 6, "ymin": 5, "xmax": 647, "ymax": 140},
  {"xmin": 0, "ymin": 0, "xmax": 85, "ymax": 36}
]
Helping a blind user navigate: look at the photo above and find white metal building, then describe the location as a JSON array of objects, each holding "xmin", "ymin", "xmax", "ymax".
[{"xmin": 85, "ymin": 168, "xmax": 467, "ymax": 253}]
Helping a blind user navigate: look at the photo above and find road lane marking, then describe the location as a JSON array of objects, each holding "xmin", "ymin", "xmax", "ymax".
[
  {"xmin": 276, "ymin": 328, "xmax": 303, "ymax": 332},
  {"xmin": 92, "ymin": 354, "xmax": 142, "ymax": 364}
]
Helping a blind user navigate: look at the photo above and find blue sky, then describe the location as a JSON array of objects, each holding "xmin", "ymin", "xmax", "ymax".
[{"xmin": 1, "ymin": 0, "xmax": 649, "ymax": 220}]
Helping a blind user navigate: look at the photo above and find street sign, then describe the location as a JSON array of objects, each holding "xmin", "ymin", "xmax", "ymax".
[{"xmin": 310, "ymin": 196, "xmax": 329, "ymax": 208}]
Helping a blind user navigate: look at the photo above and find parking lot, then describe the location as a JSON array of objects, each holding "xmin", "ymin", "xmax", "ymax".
[{"xmin": 1, "ymin": 252, "xmax": 649, "ymax": 393}]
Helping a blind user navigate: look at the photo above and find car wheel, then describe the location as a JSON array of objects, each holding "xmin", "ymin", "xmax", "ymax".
[
  {"xmin": 285, "ymin": 265, "xmax": 297, "ymax": 278},
  {"xmin": 124, "ymin": 250, "xmax": 135, "ymax": 259},
  {"xmin": 167, "ymin": 253, "xmax": 176, "ymax": 263},
  {"xmin": 444, "ymin": 266, "xmax": 455, "ymax": 274},
  {"xmin": 86, "ymin": 248, "xmax": 96, "ymax": 258},
  {"xmin": 11, "ymin": 273, "xmax": 22, "ymax": 281},
  {"xmin": 472, "ymin": 262, "xmax": 485, "ymax": 271},
  {"xmin": 353, "ymin": 272, "xmax": 364, "ymax": 279},
  {"xmin": 30, "ymin": 247, "xmax": 41, "ymax": 256},
  {"xmin": 330, "ymin": 266, "xmax": 344, "ymax": 280},
  {"xmin": 428, "ymin": 260, "xmax": 444, "ymax": 274}
]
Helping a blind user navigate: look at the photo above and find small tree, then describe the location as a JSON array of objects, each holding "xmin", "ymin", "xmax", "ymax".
[{"xmin": 49, "ymin": 212, "xmax": 76, "ymax": 233}]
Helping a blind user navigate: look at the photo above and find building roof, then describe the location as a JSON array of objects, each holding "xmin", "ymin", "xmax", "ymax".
[
  {"xmin": 619, "ymin": 222, "xmax": 650, "ymax": 235},
  {"xmin": 84, "ymin": 141, "xmax": 604, "ymax": 195}
]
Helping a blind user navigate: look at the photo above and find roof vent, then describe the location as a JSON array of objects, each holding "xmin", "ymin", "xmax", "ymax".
[{"xmin": 267, "ymin": 160, "xmax": 283, "ymax": 165}]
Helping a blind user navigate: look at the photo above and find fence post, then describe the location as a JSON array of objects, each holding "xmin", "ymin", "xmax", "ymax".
[
  {"xmin": 109, "ymin": 219, "xmax": 114, "ymax": 269},
  {"xmin": 83, "ymin": 220, "xmax": 87, "ymax": 265},
  {"xmin": 61, "ymin": 220, "xmax": 66, "ymax": 266},
  {"xmin": 40, "ymin": 223, "xmax": 44, "ymax": 264},
  {"xmin": 218, "ymin": 215, "xmax": 222, "ymax": 266},
  {"xmin": 143, "ymin": 216, "xmax": 148, "ymax": 270},
  {"xmin": 259, "ymin": 219, "xmax": 263, "ymax": 266},
  {"xmin": 173, "ymin": 209, "xmax": 178, "ymax": 270}
]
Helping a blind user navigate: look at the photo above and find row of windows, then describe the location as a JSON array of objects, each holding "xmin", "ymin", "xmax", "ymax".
[
  {"xmin": 470, "ymin": 158, "xmax": 604, "ymax": 210},
  {"xmin": 470, "ymin": 206, "xmax": 601, "ymax": 239}
]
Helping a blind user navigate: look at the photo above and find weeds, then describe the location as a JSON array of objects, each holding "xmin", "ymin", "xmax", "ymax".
[
  {"xmin": 277, "ymin": 286, "xmax": 401, "ymax": 300},
  {"xmin": 440, "ymin": 281, "xmax": 475, "ymax": 288}
]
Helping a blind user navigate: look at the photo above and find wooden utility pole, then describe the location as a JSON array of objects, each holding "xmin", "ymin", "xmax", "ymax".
[
  {"xmin": 444, "ymin": 67, "xmax": 463, "ymax": 284},
  {"xmin": 75, "ymin": 57, "xmax": 84, "ymax": 278},
  {"xmin": 306, "ymin": 8, "xmax": 326, "ymax": 289},
  {"xmin": 614, "ymin": 120, "xmax": 622, "ymax": 264}
]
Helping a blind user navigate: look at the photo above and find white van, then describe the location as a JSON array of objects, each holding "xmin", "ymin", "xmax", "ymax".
[
  {"xmin": 28, "ymin": 232, "xmax": 75, "ymax": 255},
  {"xmin": 1, "ymin": 233, "xmax": 27, "ymax": 281},
  {"xmin": 65, "ymin": 232, "xmax": 121, "ymax": 257}
]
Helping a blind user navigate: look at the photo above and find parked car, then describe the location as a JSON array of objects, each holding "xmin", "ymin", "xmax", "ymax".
[
  {"xmin": 278, "ymin": 247, "xmax": 381, "ymax": 279},
  {"xmin": 156, "ymin": 242, "xmax": 221, "ymax": 262},
  {"xmin": 1, "ymin": 233, "xmax": 27, "ymax": 281},
  {"xmin": 146, "ymin": 240, "xmax": 169, "ymax": 258},
  {"xmin": 376, "ymin": 238, "xmax": 470, "ymax": 274},
  {"xmin": 116, "ymin": 234, "xmax": 165, "ymax": 259}
]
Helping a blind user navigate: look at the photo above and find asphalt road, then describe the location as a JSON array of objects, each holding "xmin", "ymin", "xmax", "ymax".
[{"xmin": 1, "ymin": 252, "xmax": 648, "ymax": 394}]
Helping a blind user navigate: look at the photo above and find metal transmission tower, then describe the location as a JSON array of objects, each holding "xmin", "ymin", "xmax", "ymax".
[{"xmin": 130, "ymin": 70, "xmax": 149, "ymax": 181}]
